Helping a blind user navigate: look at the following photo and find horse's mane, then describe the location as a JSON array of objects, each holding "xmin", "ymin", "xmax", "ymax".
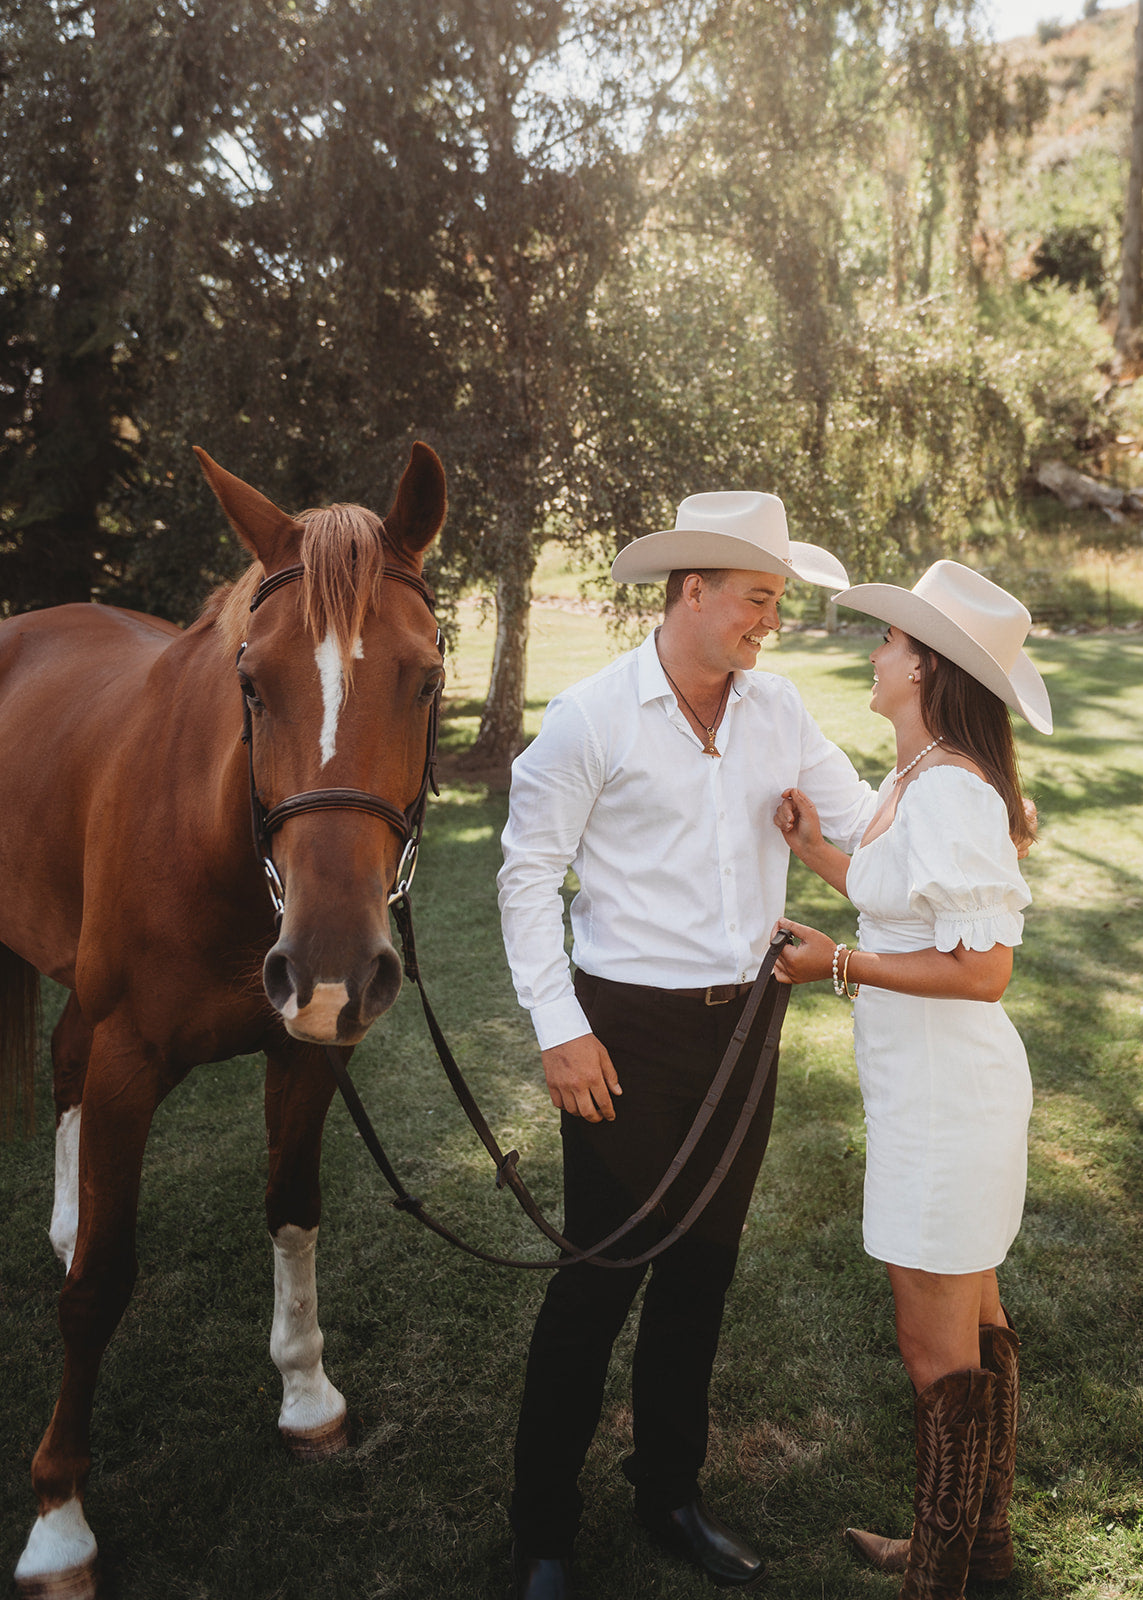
[{"xmin": 208, "ymin": 505, "xmax": 390, "ymax": 690}]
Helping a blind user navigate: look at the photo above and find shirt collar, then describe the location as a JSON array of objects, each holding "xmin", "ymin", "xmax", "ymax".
[
  {"xmin": 636, "ymin": 626, "xmax": 761, "ymax": 707},
  {"xmin": 637, "ymin": 629, "xmax": 673, "ymax": 706}
]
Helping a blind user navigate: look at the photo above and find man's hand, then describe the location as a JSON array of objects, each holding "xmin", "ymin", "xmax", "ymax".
[
  {"xmin": 541, "ymin": 1034, "xmax": 623, "ymax": 1123},
  {"xmin": 774, "ymin": 786, "xmax": 825, "ymax": 861}
]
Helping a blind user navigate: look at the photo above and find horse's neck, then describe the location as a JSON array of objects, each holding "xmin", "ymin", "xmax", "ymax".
[{"xmin": 154, "ymin": 627, "xmax": 255, "ymax": 862}]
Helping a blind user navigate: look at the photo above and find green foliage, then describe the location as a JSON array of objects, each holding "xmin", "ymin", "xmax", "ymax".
[
  {"xmin": 0, "ymin": 0, "xmax": 1134, "ymax": 722},
  {"xmin": 588, "ymin": 226, "xmax": 1112, "ymax": 615},
  {"xmin": 1031, "ymin": 222, "xmax": 1108, "ymax": 296}
]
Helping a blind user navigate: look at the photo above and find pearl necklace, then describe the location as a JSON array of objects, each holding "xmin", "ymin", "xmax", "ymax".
[{"xmin": 893, "ymin": 737, "xmax": 941, "ymax": 783}]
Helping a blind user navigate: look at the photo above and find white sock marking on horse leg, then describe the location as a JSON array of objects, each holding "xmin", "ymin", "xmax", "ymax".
[
  {"xmin": 15, "ymin": 1497, "xmax": 97, "ymax": 1582},
  {"xmin": 49, "ymin": 1106, "xmax": 81, "ymax": 1272},
  {"xmin": 270, "ymin": 1224, "xmax": 346, "ymax": 1435},
  {"xmin": 315, "ymin": 633, "xmax": 363, "ymax": 768}
]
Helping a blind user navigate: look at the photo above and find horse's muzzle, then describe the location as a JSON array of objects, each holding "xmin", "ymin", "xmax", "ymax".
[{"xmin": 263, "ymin": 938, "xmax": 404, "ymax": 1044}]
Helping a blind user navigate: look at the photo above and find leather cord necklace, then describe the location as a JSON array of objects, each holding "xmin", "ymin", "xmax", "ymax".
[{"xmin": 660, "ymin": 661, "xmax": 733, "ymax": 756}]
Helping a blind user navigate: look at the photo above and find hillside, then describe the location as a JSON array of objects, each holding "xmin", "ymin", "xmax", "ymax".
[{"xmin": 985, "ymin": 4, "xmax": 1134, "ymax": 302}]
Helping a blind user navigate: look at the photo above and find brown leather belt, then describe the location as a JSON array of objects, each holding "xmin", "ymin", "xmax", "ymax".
[
  {"xmin": 676, "ymin": 982, "xmax": 756, "ymax": 1005},
  {"xmin": 594, "ymin": 976, "xmax": 756, "ymax": 1006}
]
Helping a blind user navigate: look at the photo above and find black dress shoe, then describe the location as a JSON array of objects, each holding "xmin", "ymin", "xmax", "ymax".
[
  {"xmin": 636, "ymin": 1498, "xmax": 763, "ymax": 1588},
  {"xmin": 510, "ymin": 1541, "xmax": 583, "ymax": 1599}
]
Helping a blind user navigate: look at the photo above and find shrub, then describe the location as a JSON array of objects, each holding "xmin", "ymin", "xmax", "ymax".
[{"xmin": 1030, "ymin": 222, "xmax": 1107, "ymax": 297}]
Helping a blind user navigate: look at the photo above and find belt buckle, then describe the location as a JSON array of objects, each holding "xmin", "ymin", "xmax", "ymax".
[{"xmin": 704, "ymin": 985, "xmax": 731, "ymax": 1006}]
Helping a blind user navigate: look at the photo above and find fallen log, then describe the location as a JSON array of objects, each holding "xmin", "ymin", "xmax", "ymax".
[{"xmin": 1033, "ymin": 459, "xmax": 1143, "ymax": 521}]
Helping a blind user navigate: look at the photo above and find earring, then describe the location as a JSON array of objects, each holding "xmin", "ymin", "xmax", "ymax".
[{"xmin": 908, "ymin": 672, "xmax": 916, "ymax": 681}]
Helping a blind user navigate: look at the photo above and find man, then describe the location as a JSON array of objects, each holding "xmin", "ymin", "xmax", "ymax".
[{"xmin": 497, "ymin": 491, "xmax": 878, "ymax": 1599}]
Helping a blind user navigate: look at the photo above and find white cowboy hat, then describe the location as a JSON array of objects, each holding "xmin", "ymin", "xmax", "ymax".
[
  {"xmin": 610, "ymin": 491, "xmax": 849, "ymax": 589},
  {"xmin": 833, "ymin": 560, "xmax": 1053, "ymax": 734}
]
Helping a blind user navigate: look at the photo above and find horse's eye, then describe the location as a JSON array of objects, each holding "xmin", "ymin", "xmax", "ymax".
[
  {"xmin": 239, "ymin": 673, "xmax": 265, "ymax": 713},
  {"xmin": 419, "ymin": 668, "xmax": 445, "ymax": 705}
]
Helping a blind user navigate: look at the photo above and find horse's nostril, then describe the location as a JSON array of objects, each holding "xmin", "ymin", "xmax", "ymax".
[
  {"xmin": 361, "ymin": 943, "xmax": 403, "ymax": 1020},
  {"xmin": 264, "ymin": 948, "xmax": 300, "ymax": 1014}
]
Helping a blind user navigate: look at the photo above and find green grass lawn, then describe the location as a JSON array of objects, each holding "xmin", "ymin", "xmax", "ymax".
[{"xmin": 1, "ymin": 612, "xmax": 1141, "ymax": 1600}]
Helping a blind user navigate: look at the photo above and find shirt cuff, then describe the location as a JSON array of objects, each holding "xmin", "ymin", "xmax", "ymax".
[{"xmin": 529, "ymin": 994, "xmax": 593, "ymax": 1052}]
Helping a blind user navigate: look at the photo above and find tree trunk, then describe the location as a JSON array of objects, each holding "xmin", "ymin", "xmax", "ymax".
[
  {"xmin": 1116, "ymin": 2, "xmax": 1143, "ymax": 358},
  {"xmin": 468, "ymin": 554, "xmax": 534, "ymax": 769}
]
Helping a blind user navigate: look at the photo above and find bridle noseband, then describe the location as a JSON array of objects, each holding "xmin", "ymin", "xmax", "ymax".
[{"xmin": 237, "ymin": 558, "xmax": 443, "ymax": 927}]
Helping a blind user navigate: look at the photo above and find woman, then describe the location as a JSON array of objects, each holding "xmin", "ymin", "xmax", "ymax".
[{"xmin": 771, "ymin": 560, "xmax": 1052, "ymax": 1600}]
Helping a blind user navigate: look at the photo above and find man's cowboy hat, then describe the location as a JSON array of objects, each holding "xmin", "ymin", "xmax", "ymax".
[
  {"xmin": 833, "ymin": 560, "xmax": 1053, "ymax": 734},
  {"xmin": 610, "ymin": 491, "xmax": 849, "ymax": 589}
]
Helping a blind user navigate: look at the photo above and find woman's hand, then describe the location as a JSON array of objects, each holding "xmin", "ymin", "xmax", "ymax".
[
  {"xmin": 774, "ymin": 787, "xmax": 824, "ymax": 861},
  {"xmin": 770, "ymin": 918, "xmax": 840, "ymax": 984}
]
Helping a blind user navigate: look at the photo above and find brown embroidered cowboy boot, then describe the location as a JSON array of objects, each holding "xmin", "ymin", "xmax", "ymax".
[
  {"xmin": 969, "ymin": 1319, "xmax": 1019, "ymax": 1580},
  {"xmin": 844, "ymin": 1526, "xmax": 909, "ymax": 1574},
  {"xmin": 898, "ymin": 1367, "xmax": 993, "ymax": 1600},
  {"xmin": 846, "ymin": 1323, "xmax": 1020, "ymax": 1585}
]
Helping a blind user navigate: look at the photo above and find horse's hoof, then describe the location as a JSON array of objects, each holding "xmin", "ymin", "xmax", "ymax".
[
  {"xmin": 280, "ymin": 1410, "xmax": 351, "ymax": 1461},
  {"xmin": 15, "ymin": 1501, "xmax": 98, "ymax": 1600},
  {"xmin": 15, "ymin": 1562, "xmax": 98, "ymax": 1600}
]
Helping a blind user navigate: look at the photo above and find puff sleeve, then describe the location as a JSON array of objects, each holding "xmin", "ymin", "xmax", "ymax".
[{"xmin": 901, "ymin": 768, "xmax": 1030, "ymax": 952}]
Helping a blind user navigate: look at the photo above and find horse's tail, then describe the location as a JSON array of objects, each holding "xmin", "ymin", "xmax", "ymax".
[{"xmin": 0, "ymin": 943, "xmax": 40, "ymax": 1138}]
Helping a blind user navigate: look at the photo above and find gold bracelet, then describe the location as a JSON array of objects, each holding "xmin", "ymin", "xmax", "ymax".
[{"xmin": 841, "ymin": 947, "xmax": 860, "ymax": 1000}]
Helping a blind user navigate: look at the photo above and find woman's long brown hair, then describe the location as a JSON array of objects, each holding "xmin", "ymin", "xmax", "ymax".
[{"xmin": 906, "ymin": 633, "xmax": 1035, "ymax": 851}]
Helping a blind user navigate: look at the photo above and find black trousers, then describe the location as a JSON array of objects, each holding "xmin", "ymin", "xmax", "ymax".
[{"xmin": 509, "ymin": 969, "xmax": 782, "ymax": 1557}]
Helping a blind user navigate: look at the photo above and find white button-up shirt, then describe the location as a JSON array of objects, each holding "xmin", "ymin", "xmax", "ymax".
[{"xmin": 498, "ymin": 630, "xmax": 877, "ymax": 1049}]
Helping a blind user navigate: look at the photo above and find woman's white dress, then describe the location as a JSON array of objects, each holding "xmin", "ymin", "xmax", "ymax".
[{"xmin": 846, "ymin": 766, "xmax": 1033, "ymax": 1274}]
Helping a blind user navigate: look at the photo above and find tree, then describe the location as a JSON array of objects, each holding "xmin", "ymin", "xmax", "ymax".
[
  {"xmin": 415, "ymin": 0, "xmax": 716, "ymax": 765},
  {"xmin": 0, "ymin": 0, "xmax": 324, "ymax": 616},
  {"xmin": 0, "ymin": 1, "xmax": 140, "ymax": 610},
  {"xmin": 1115, "ymin": 3, "xmax": 1143, "ymax": 358},
  {"xmin": 606, "ymin": 0, "xmax": 1041, "ymax": 593},
  {"xmin": 0, "ymin": 0, "xmax": 472, "ymax": 619}
]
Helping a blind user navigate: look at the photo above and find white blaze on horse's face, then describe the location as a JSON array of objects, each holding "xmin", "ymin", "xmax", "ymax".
[{"xmin": 315, "ymin": 632, "xmax": 364, "ymax": 768}]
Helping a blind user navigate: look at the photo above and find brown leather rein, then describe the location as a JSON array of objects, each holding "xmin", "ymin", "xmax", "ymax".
[{"xmin": 239, "ymin": 558, "xmax": 792, "ymax": 1269}]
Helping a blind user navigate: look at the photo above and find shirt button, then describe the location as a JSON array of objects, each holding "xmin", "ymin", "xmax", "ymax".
[
  {"xmin": 719, "ymin": 811, "xmax": 726, "ymax": 820},
  {"xmin": 723, "ymin": 867, "xmax": 731, "ymax": 877},
  {"xmin": 729, "ymin": 922, "xmax": 737, "ymax": 932}
]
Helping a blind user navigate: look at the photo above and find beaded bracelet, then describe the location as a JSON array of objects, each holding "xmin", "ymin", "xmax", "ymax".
[
  {"xmin": 832, "ymin": 942, "xmax": 847, "ymax": 997},
  {"xmin": 841, "ymin": 947, "xmax": 860, "ymax": 1000}
]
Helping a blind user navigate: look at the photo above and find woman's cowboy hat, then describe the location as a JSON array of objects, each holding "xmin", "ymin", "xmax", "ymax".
[
  {"xmin": 610, "ymin": 491, "xmax": 849, "ymax": 589},
  {"xmin": 834, "ymin": 560, "xmax": 1053, "ymax": 734}
]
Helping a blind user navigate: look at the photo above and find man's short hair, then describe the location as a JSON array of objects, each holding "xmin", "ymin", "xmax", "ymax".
[{"xmin": 664, "ymin": 568, "xmax": 727, "ymax": 611}]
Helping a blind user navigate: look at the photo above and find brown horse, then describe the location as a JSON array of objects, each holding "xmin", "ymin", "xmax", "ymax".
[{"xmin": 0, "ymin": 442, "xmax": 448, "ymax": 1599}]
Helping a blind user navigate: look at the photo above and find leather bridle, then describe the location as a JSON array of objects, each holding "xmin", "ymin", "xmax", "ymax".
[{"xmin": 236, "ymin": 557, "xmax": 443, "ymax": 929}]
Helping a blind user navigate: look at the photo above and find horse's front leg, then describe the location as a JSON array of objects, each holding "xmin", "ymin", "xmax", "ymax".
[
  {"xmin": 17, "ymin": 1021, "xmax": 163, "ymax": 1600},
  {"xmin": 264, "ymin": 1042, "xmax": 349, "ymax": 1460}
]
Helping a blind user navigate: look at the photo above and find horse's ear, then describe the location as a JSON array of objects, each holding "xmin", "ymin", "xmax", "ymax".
[
  {"xmin": 193, "ymin": 447, "xmax": 304, "ymax": 571},
  {"xmin": 384, "ymin": 442, "xmax": 447, "ymax": 561}
]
